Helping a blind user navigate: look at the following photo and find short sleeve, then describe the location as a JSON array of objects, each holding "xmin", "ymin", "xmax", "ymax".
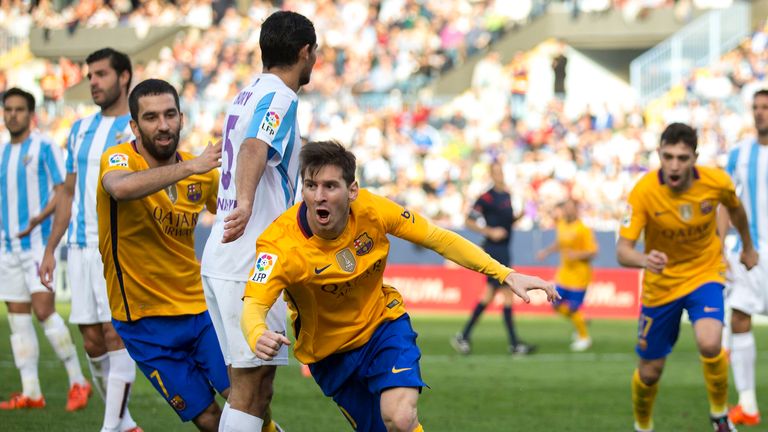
[
  {"xmin": 244, "ymin": 90, "xmax": 298, "ymax": 167},
  {"xmin": 618, "ymin": 184, "xmax": 647, "ymax": 241},
  {"xmin": 99, "ymin": 147, "xmax": 135, "ymax": 184},
  {"xmin": 65, "ymin": 121, "xmax": 80, "ymax": 174},
  {"xmin": 717, "ymin": 171, "xmax": 740, "ymax": 209},
  {"xmin": 41, "ymin": 140, "xmax": 65, "ymax": 185}
]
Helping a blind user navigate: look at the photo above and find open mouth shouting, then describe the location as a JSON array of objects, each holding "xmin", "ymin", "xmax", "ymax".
[{"xmin": 316, "ymin": 208, "xmax": 331, "ymax": 225}]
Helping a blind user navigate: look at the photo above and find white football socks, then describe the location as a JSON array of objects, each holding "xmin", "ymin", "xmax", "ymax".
[
  {"xmin": 731, "ymin": 331, "xmax": 758, "ymax": 414},
  {"xmin": 42, "ymin": 313, "xmax": 85, "ymax": 387},
  {"xmin": 8, "ymin": 313, "xmax": 41, "ymax": 399}
]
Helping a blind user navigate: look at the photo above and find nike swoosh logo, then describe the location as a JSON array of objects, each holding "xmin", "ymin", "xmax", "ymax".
[
  {"xmin": 703, "ymin": 307, "xmax": 720, "ymax": 313},
  {"xmin": 314, "ymin": 264, "xmax": 332, "ymax": 274},
  {"xmin": 391, "ymin": 366, "xmax": 412, "ymax": 374},
  {"xmin": 654, "ymin": 211, "xmax": 668, "ymax": 217}
]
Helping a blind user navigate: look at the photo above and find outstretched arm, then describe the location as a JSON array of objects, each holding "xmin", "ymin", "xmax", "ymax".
[
  {"xmin": 103, "ymin": 141, "xmax": 221, "ymax": 201},
  {"xmin": 420, "ymin": 224, "xmax": 559, "ymax": 302}
]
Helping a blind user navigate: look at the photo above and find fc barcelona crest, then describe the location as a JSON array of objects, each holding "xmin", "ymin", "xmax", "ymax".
[
  {"xmin": 353, "ymin": 232, "xmax": 374, "ymax": 256},
  {"xmin": 700, "ymin": 200, "xmax": 713, "ymax": 215},
  {"xmin": 187, "ymin": 182, "xmax": 202, "ymax": 202},
  {"xmin": 678, "ymin": 204, "xmax": 693, "ymax": 221},
  {"xmin": 336, "ymin": 248, "xmax": 356, "ymax": 273},
  {"xmin": 169, "ymin": 394, "xmax": 186, "ymax": 411}
]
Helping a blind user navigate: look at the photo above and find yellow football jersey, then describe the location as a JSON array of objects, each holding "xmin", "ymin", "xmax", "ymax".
[
  {"xmin": 243, "ymin": 189, "xmax": 514, "ymax": 364},
  {"xmin": 554, "ymin": 219, "xmax": 597, "ymax": 290},
  {"xmin": 619, "ymin": 166, "xmax": 739, "ymax": 307},
  {"xmin": 97, "ymin": 142, "xmax": 219, "ymax": 322}
]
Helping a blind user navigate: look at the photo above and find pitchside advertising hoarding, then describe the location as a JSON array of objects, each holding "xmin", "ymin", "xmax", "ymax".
[{"xmin": 384, "ymin": 265, "xmax": 643, "ymax": 319}]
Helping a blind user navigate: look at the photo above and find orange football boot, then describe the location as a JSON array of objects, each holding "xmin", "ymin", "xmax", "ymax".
[
  {"xmin": 728, "ymin": 404, "xmax": 761, "ymax": 426},
  {"xmin": 0, "ymin": 393, "xmax": 46, "ymax": 410},
  {"xmin": 66, "ymin": 381, "xmax": 92, "ymax": 411}
]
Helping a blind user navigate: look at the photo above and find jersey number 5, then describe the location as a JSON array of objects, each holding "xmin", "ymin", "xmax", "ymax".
[{"xmin": 221, "ymin": 114, "xmax": 239, "ymax": 190}]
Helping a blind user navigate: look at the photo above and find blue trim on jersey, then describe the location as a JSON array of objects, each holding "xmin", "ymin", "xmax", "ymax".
[
  {"xmin": 73, "ymin": 114, "xmax": 102, "ymax": 246},
  {"xmin": 39, "ymin": 141, "xmax": 61, "ymax": 246},
  {"xmin": 245, "ymin": 92, "xmax": 276, "ymax": 139},
  {"xmin": 65, "ymin": 119, "xmax": 81, "ymax": 174},
  {"xmin": 1, "ymin": 144, "xmax": 12, "ymax": 252},
  {"xmin": 748, "ymin": 141, "xmax": 759, "ymax": 250},
  {"xmin": 17, "ymin": 138, "xmax": 32, "ymax": 251},
  {"xmin": 726, "ymin": 147, "xmax": 740, "ymax": 176},
  {"xmin": 274, "ymin": 101, "xmax": 298, "ymax": 206},
  {"xmin": 727, "ymin": 145, "xmax": 743, "ymax": 253},
  {"xmin": 41, "ymin": 142, "xmax": 63, "ymax": 185}
]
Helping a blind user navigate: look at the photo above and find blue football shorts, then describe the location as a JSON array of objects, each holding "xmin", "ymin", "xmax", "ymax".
[
  {"xmin": 113, "ymin": 311, "xmax": 230, "ymax": 421},
  {"xmin": 635, "ymin": 282, "xmax": 725, "ymax": 360},
  {"xmin": 553, "ymin": 285, "xmax": 587, "ymax": 312},
  {"xmin": 309, "ymin": 314, "xmax": 427, "ymax": 432}
]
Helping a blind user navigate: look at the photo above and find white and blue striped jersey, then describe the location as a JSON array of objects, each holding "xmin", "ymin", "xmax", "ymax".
[
  {"xmin": 726, "ymin": 139, "xmax": 768, "ymax": 252},
  {"xmin": 202, "ymin": 73, "xmax": 302, "ymax": 281},
  {"xmin": 0, "ymin": 132, "xmax": 65, "ymax": 253},
  {"xmin": 65, "ymin": 113, "xmax": 133, "ymax": 247}
]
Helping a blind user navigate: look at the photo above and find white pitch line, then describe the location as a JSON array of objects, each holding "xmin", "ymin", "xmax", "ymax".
[{"xmin": 5, "ymin": 352, "xmax": 768, "ymax": 368}]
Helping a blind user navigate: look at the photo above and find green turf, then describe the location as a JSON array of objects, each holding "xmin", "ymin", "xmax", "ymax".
[{"xmin": 1, "ymin": 305, "xmax": 766, "ymax": 431}]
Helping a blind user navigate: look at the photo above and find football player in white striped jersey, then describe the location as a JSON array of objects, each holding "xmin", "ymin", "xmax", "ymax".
[
  {"xmin": 0, "ymin": 87, "xmax": 88, "ymax": 411},
  {"xmin": 39, "ymin": 48, "xmax": 141, "ymax": 432},
  {"xmin": 200, "ymin": 11, "xmax": 317, "ymax": 432},
  {"xmin": 722, "ymin": 89, "xmax": 768, "ymax": 426}
]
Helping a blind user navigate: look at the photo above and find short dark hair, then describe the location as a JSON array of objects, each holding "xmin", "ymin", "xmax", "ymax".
[
  {"xmin": 660, "ymin": 122, "xmax": 697, "ymax": 151},
  {"xmin": 3, "ymin": 87, "xmax": 35, "ymax": 112},
  {"xmin": 300, "ymin": 140, "xmax": 356, "ymax": 187},
  {"xmin": 86, "ymin": 47, "xmax": 133, "ymax": 91},
  {"xmin": 260, "ymin": 11, "xmax": 316, "ymax": 69},
  {"xmin": 128, "ymin": 79, "xmax": 180, "ymax": 122},
  {"xmin": 754, "ymin": 89, "xmax": 768, "ymax": 100}
]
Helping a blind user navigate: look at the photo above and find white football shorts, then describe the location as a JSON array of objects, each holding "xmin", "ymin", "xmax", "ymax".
[
  {"xmin": 68, "ymin": 245, "xmax": 112, "ymax": 324},
  {"xmin": 0, "ymin": 249, "xmax": 50, "ymax": 302},
  {"xmin": 727, "ymin": 252, "xmax": 768, "ymax": 316},
  {"xmin": 202, "ymin": 276, "xmax": 288, "ymax": 368}
]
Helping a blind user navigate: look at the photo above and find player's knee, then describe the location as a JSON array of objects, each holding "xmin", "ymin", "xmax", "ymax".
[
  {"xmin": 699, "ymin": 340, "xmax": 722, "ymax": 358},
  {"xmin": 382, "ymin": 405, "xmax": 418, "ymax": 432},
  {"xmin": 192, "ymin": 402, "xmax": 222, "ymax": 432},
  {"xmin": 80, "ymin": 328, "xmax": 106, "ymax": 356},
  {"xmin": 637, "ymin": 364, "xmax": 662, "ymax": 385},
  {"xmin": 32, "ymin": 305, "xmax": 53, "ymax": 323},
  {"xmin": 102, "ymin": 324, "xmax": 125, "ymax": 350},
  {"xmin": 731, "ymin": 310, "xmax": 752, "ymax": 333}
]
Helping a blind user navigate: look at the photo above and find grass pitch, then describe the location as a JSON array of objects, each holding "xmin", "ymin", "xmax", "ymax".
[{"xmin": 0, "ymin": 306, "xmax": 766, "ymax": 431}]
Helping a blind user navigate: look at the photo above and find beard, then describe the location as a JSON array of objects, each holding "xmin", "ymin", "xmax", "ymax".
[
  {"xmin": 299, "ymin": 66, "xmax": 312, "ymax": 87},
  {"xmin": 93, "ymin": 83, "xmax": 122, "ymax": 111},
  {"xmin": 139, "ymin": 127, "xmax": 180, "ymax": 161},
  {"xmin": 7, "ymin": 123, "xmax": 29, "ymax": 140}
]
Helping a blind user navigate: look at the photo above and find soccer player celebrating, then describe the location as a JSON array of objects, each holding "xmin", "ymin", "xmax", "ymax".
[
  {"xmin": 536, "ymin": 198, "xmax": 598, "ymax": 351},
  {"xmin": 242, "ymin": 140, "xmax": 559, "ymax": 431},
  {"xmin": 97, "ymin": 79, "xmax": 228, "ymax": 431},
  {"xmin": 39, "ymin": 48, "xmax": 142, "ymax": 432},
  {"xmin": 721, "ymin": 89, "xmax": 768, "ymax": 426},
  {"xmin": 200, "ymin": 10, "xmax": 316, "ymax": 432},
  {"xmin": 616, "ymin": 123, "xmax": 758, "ymax": 432},
  {"xmin": 0, "ymin": 88, "xmax": 89, "ymax": 411}
]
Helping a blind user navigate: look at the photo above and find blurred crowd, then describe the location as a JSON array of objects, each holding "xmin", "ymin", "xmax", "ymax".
[{"xmin": 0, "ymin": 0, "xmax": 761, "ymax": 232}]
